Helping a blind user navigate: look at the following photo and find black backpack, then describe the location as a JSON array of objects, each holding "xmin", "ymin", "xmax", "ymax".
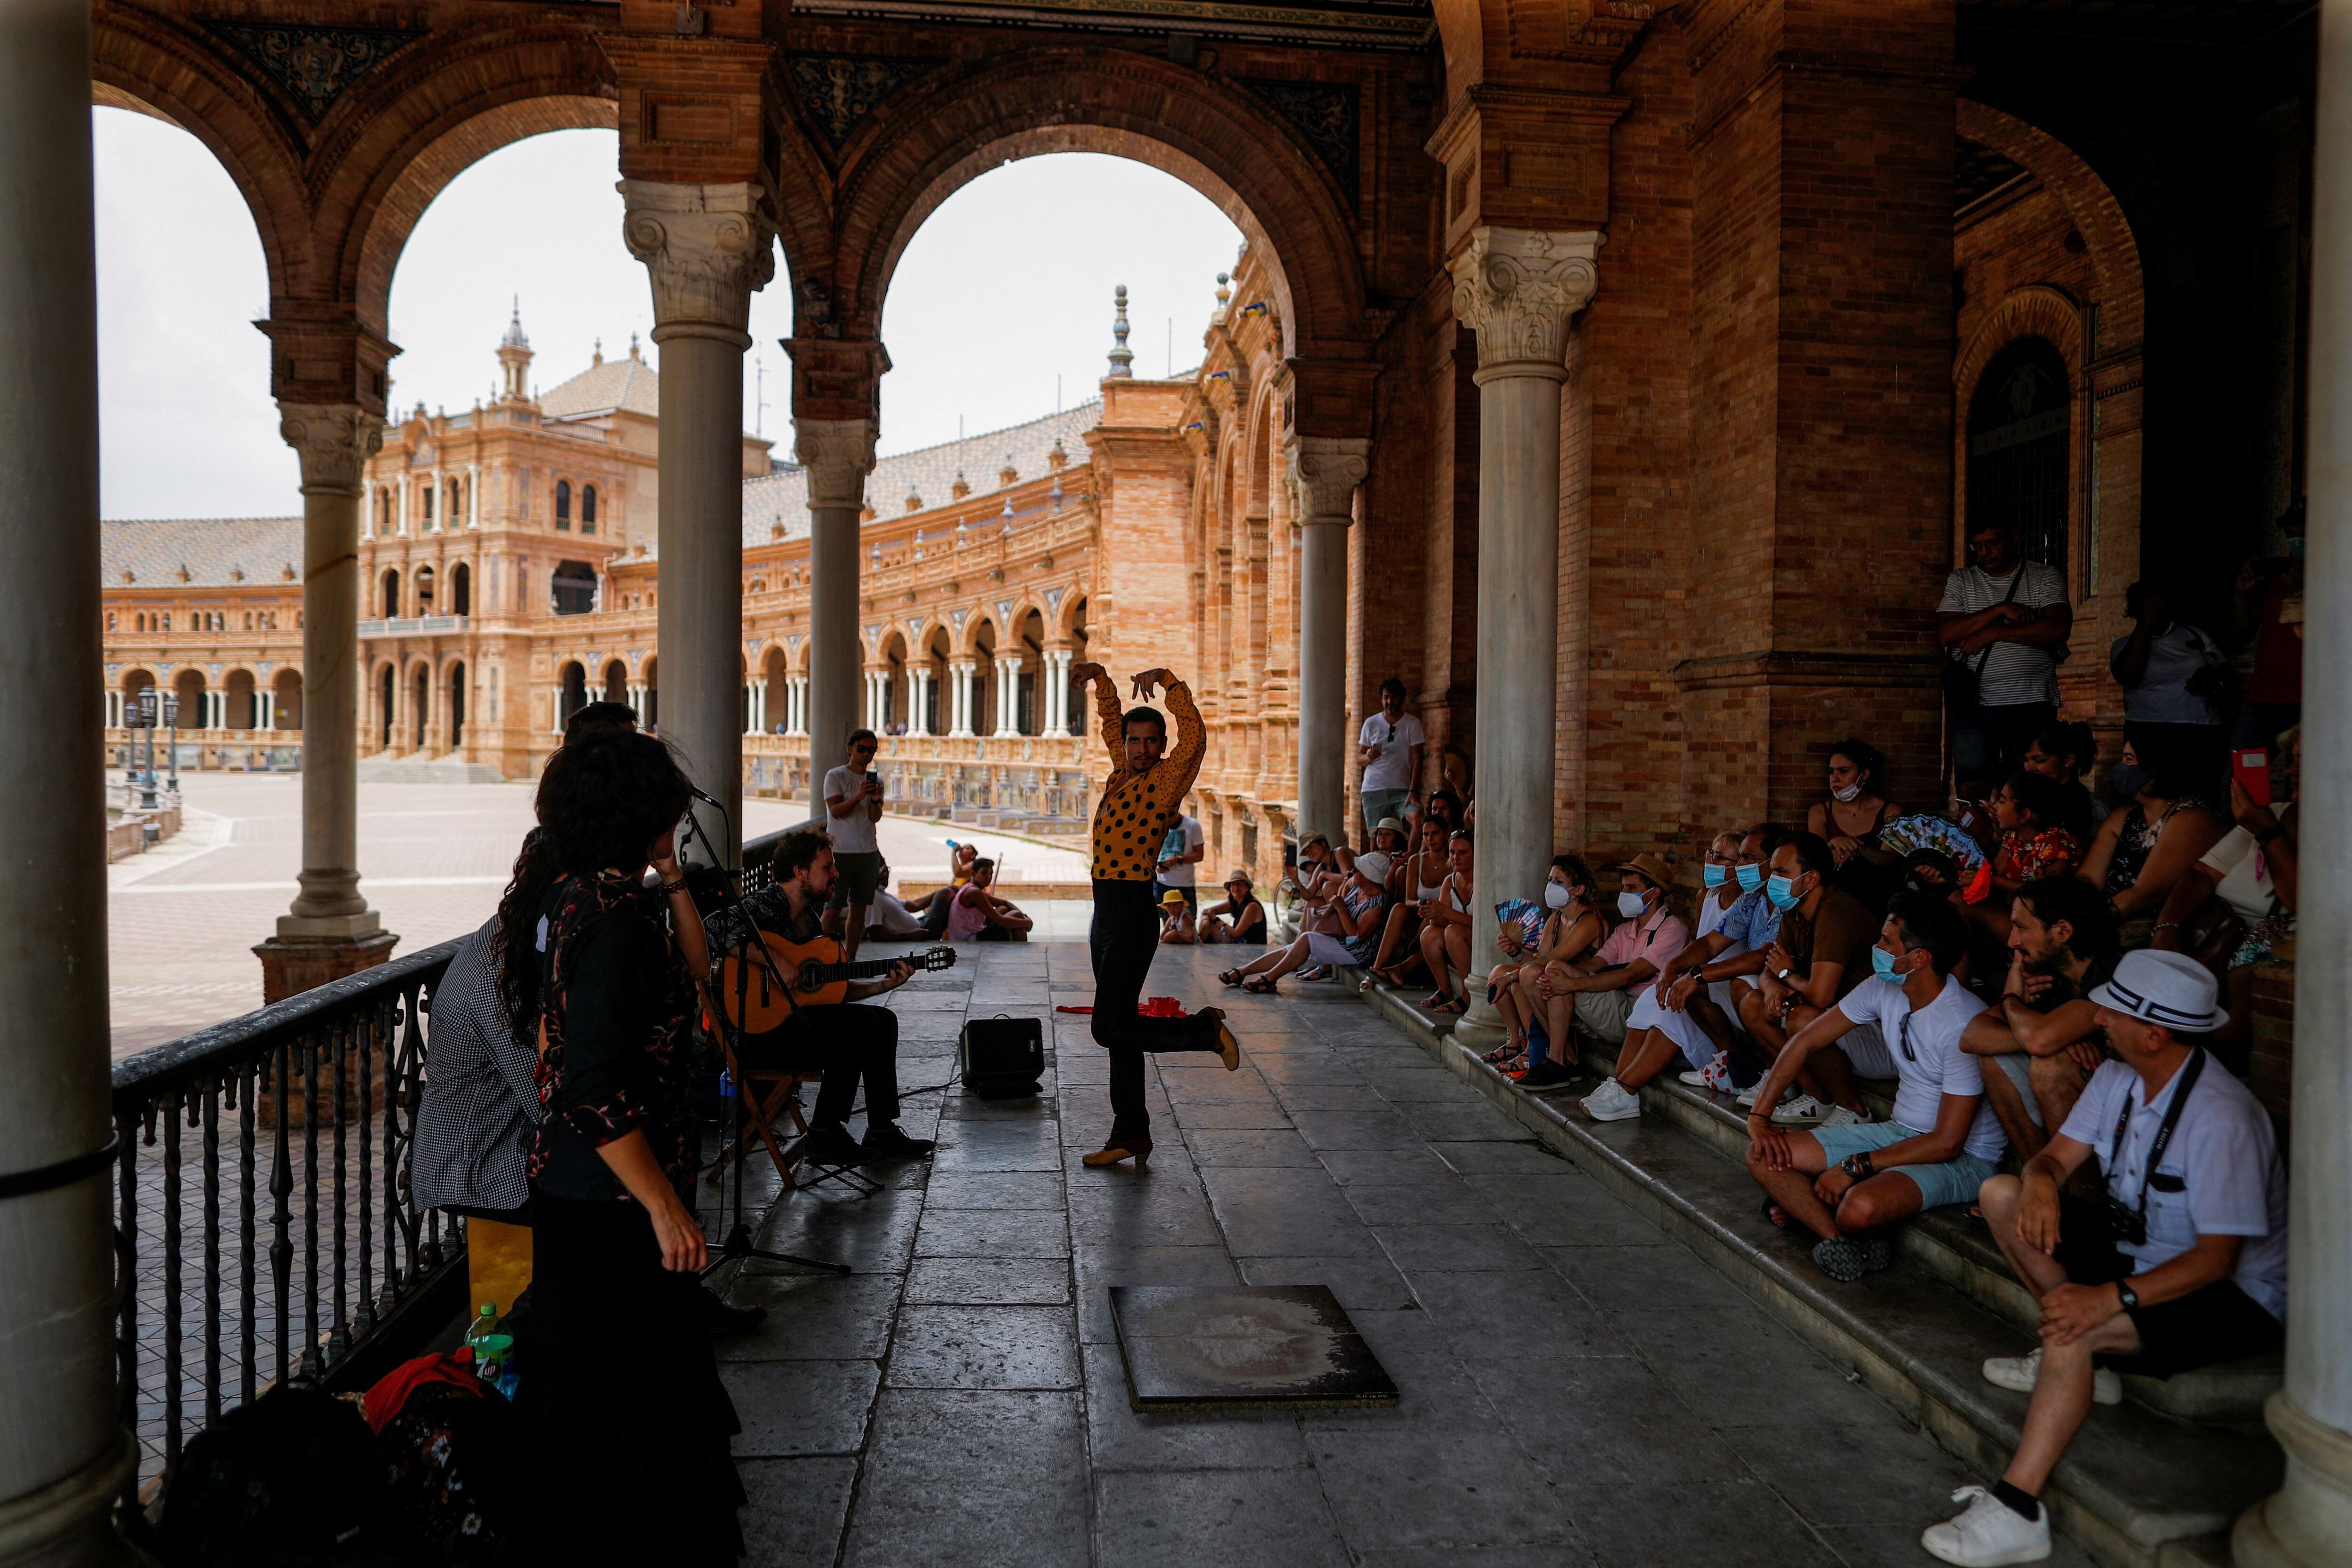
[{"xmin": 155, "ymin": 1385, "xmax": 388, "ymax": 1566}]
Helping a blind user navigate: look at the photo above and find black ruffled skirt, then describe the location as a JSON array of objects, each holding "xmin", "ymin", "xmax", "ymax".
[{"xmin": 516, "ymin": 1190, "xmax": 744, "ymax": 1565}]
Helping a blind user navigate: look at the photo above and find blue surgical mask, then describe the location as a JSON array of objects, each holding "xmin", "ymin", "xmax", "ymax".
[
  {"xmin": 1735, "ymin": 863, "xmax": 1764, "ymax": 893},
  {"xmin": 1765, "ymin": 873, "xmax": 1801, "ymax": 911},
  {"xmin": 2288, "ymin": 535, "xmax": 2307, "ymax": 561},
  {"xmin": 2109, "ymin": 762, "xmax": 2151, "ymax": 801},
  {"xmin": 1544, "ymin": 882, "xmax": 1573, "ymax": 910},
  {"xmin": 1870, "ymin": 946, "xmax": 1904, "ymax": 983},
  {"xmin": 1616, "ymin": 890, "xmax": 1649, "ymax": 920},
  {"xmin": 1702, "ymin": 863, "xmax": 1728, "ymax": 889}
]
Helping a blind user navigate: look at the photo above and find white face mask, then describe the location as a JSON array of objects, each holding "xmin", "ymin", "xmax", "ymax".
[
  {"xmin": 1832, "ymin": 782, "xmax": 1863, "ymax": 804},
  {"xmin": 1616, "ymin": 890, "xmax": 1649, "ymax": 920},
  {"xmin": 1544, "ymin": 882, "xmax": 1572, "ymax": 910}
]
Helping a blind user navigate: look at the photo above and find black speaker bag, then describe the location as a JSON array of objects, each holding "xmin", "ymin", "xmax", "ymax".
[{"xmin": 960, "ymin": 1014, "xmax": 1044, "ymax": 1098}]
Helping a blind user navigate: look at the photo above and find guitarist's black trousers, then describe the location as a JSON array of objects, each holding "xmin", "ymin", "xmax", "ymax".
[
  {"xmin": 1091, "ymin": 877, "xmax": 1225, "ymax": 1145},
  {"xmin": 740, "ymin": 1004, "xmax": 903, "ymax": 1131}
]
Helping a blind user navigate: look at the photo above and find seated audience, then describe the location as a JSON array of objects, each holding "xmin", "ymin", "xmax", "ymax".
[
  {"xmin": 1972, "ymin": 878, "xmax": 2120, "ymax": 1161},
  {"xmin": 2022, "ymin": 718, "xmax": 2106, "ymax": 840},
  {"xmin": 944, "ymin": 858, "xmax": 1033, "ymax": 942},
  {"xmin": 1807, "ymin": 738, "xmax": 1902, "ymax": 910},
  {"xmin": 2153, "ymin": 726, "xmax": 2299, "ymax": 1063},
  {"xmin": 865, "ymin": 866, "xmax": 932, "ymax": 940},
  {"xmin": 1743, "ymin": 893, "xmax": 2009, "ymax": 1283},
  {"xmin": 1533, "ymin": 854, "xmax": 1686, "ymax": 1066},
  {"xmin": 914, "ymin": 840, "xmax": 981, "ymax": 939},
  {"xmin": 1413, "ymin": 830, "xmax": 1478, "ymax": 1011},
  {"xmin": 1730, "ymin": 834, "xmax": 1888, "ymax": 1127},
  {"xmin": 1985, "ymin": 770, "xmax": 2084, "ymax": 896},
  {"xmin": 1199, "ymin": 871, "xmax": 1268, "ymax": 945},
  {"xmin": 1491, "ymin": 855, "xmax": 1607, "ymax": 1084},
  {"xmin": 1159, "ymin": 888, "xmax": 1197, "ymax": 945},
  {"xmin": 1925, "ymin": 951, "xmax": 2286, "ymax": 1568},
  {"xmin": 1220, "ymin": 834, "xmax": 1388, "ymax": 993},
  {"xmin": 2074, "ymin": 735, "xmax": 2229, "ymax": 943},
  {"xmin": 1369, "ymin": 816, "xmax": 1452, "ymax": 986},
  {"xmin": 1580, "ymin": 831, "xmax": 1747, "ymax": 1114}
]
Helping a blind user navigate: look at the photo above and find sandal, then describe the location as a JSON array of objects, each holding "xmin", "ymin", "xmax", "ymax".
[
  {"xmin": 1217, "ymin": 968, "xmax": 1245, "ymax": 987},
  {"xmin": 1241, "ymin": 975, "xmax": 1279, "ymax": 995},
  {"xmin": 1479, "ymin": 1044, "xmax": 1517, "ymax": 1064},
  {"xmin": 1423, "ymin": 991, "xmax": 1454, "ymax": 1011}
]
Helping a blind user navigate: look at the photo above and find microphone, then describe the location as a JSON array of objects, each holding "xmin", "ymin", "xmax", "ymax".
[{"xmin": 688, "ymin": 783, "xmax": 726, "ymax": 809}]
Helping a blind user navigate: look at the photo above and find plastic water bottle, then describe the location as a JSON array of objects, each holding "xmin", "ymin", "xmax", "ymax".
[{"xmin": 463, "ymin": 1302, "xmax": 499, "ymax": 1349}]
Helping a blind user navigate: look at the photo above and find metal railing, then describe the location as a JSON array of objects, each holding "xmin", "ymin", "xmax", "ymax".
[{"xmin": 111, "ymin": 938, "xmax": 466, "ymax": 1497}]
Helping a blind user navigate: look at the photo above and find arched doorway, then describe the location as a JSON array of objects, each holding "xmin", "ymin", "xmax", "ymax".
[
  {"xmin": 559, "ymin": 661, "xmax": 588, "ymax": 729},
  {"xmin": 173, "ymin": 669, "xmax": 207, "ymax": 730},
  {"xmin": 451, "ymin": 562, "xmax": 471, "ymax": 616},
  {"xmin": 224, "ymin": 669, "xmax": 256, "ymax": 730},
  {"xmin": 410, "ymin": 664, "xmax": 431, "ymax": 751},
  {"xmin": 272, "ymin": 669, "xmax": 303, "ymax": 731},
  {"xmin": 378, "ymin": 664, "xmax": 396, "ymax": 750},
  {"xmin": 603, "ymin": 658, "xmax": 628, "ymax": 705},
  {"xmin": 1967, "ymin": 337, "xmax": 2071, "ymax": 573},
  {"xmin": 449, "ymin": 663, "xmax": 467, "ymax": 748},
  {"xmin": 551, "ymin": 560, "xmax": 598, "ymax": 616},
  {"xmin": 643, "ymin": 656, "xmax": 658, "ymax": 729}
]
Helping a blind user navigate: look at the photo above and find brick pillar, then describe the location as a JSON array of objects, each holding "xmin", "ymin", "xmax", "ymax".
[{"xmin": 1683, "ymin": 0, "xmax": 1956, "ymax": 827}]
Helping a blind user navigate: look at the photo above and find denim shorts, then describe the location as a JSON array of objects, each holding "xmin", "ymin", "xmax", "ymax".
[{"xmin": 1810, "ymin": 1120, "xmax": 2000, "ymax": 1212}]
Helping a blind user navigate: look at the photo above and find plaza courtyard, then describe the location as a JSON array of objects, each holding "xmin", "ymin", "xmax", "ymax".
[{"xmin": 706, "ymin": 939, "xmax": 2095, "ymax": 1568}]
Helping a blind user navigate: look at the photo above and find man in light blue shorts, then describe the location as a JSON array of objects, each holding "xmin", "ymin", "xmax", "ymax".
[{"xmin": 1742, "ymin": 891, "xmax": 2012, "ymax": 1283}]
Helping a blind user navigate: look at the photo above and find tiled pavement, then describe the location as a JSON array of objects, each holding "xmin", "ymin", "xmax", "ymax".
[{"xmin": 711, "ymin": 940, "xmax": 2094, "ymax": 1568}]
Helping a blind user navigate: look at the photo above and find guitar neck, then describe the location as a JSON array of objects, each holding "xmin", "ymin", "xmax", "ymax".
[{"xmin": 810, "ymin": 956, "xmax": 912, "ymax": 986}]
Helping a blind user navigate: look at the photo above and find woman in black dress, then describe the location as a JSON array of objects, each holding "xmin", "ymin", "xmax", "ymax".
[{"xmin": 494, "ymin": 731, "xmax": 742, "ymax": 1564}]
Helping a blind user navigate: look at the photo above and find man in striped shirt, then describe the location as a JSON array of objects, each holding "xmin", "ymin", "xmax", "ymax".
[
  {"xmin": 1069, "ymin": 661, "xmax": 1240, "ymax": 1168},
  {"xmin": 1938, "ymin": 515, "xmax": 2072, "ymax": 802}
]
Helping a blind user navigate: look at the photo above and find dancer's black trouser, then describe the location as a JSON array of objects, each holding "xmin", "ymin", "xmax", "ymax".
[{"xmin": 1090, "ymin": 877, "xmax": 1221, "ymax": 1143}]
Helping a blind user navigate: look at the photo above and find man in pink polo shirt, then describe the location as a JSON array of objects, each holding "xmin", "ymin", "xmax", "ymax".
[{"xmin": 1524, "ymin": 853, "xmax": 1688, "ymax": 1091}]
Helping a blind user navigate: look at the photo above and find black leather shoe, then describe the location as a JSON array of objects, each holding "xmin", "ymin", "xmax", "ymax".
[
  {"xmin": 696, "ymin": 1283, "xmax": 767, "ymax": 1337},
  {"xmin": 799, "ymin": 1123, "xmax": 866, "ymax": 1167},
  {"xmin": 861, "ymin": 1122, "xmax": 938, "ymax": 1160}
]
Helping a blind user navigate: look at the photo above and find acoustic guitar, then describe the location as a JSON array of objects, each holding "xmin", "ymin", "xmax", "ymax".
[{"xmin": 715, "ymin": 933, "xmax": 956, "ymax": 1033}]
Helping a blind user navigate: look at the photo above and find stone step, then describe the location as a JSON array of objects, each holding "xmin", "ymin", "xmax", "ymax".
[{"xmin": 1341, "ymin": 974, "xmax": 2282, "ymax": 1568}]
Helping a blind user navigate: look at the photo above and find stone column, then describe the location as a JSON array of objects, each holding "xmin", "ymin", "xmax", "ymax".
[
  {"xmin": 798, "ymin": 419, "xmax": 876, "ymax": 815},
  {"xmin": 790, "ymin": 675, "xmax": 808, "ymax": 735},
  {"xmin": 1287, "ymin": 437, "xmax": 1369, "ymax": 849},
  {"xmin": 622, "ymin": 179, "xmax": 771, "ymax": 862},
  {"xmin": 949, "ymin": 660, "xmax": 976, "ymax": 737},
  {"xmin": 255, "ymin": 403, "xmax": 396, "ymax": 1002},
  {"xmin": 0, "ymin": 2, "xmax": 141, "ymax": 1559},
  {"xmin": 910, "ymin": 669, "xmax": 932, "ymax": 737},
  {"xmin": 2237, "ymin": 9, "xmax": 2352, "ymax": 1565},
  {"xmin": 1444, "ymin": 227, "xmax": 1601, "ymax": 1051},
  {"xmin": 995, "ymin": 655, "xmax": 1024, "ymax": 737}
]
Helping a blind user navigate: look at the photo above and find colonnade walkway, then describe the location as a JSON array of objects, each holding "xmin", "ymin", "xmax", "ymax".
[{"xmin": 711, "ymin": 940, "xmax": 2076, "ymax": 1567}]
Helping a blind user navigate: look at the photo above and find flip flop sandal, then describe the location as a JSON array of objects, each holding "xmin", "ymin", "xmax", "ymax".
[
  {"xmin": 1479, "ymin": 1044, "xmax": 1516, "ymax": 1064},
  {"xmin": 1240, "ymin": 975, "xmax": 1279, "ymax": 995},
  {"xmin": 1217, "ymin": 969, "xmax": 1245, "ymax": 987},
  {"xmin": 1423, "ymin": 991, "xmax": 1453, "ymax": 1011}
]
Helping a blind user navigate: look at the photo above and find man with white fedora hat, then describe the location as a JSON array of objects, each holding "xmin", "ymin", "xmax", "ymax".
[{"xmin": 1923, "ymin": 949, "xmax": 2288, "ymax": 1566}]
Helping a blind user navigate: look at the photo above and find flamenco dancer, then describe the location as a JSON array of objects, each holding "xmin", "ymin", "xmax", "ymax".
[{"xmin": 1068, "ymin": 661, "xmax": 1241, "ymax": 1167}]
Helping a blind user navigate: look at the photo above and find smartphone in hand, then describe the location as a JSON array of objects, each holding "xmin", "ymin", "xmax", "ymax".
[{"xmin": 2231, "ymin": 749, "xmax": 2272, "ymax": 807}]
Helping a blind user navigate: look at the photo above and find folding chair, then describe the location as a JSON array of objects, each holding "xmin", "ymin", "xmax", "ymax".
[{"xmin": 707, "ymin": 1030, "xmax": 879, "ymax": 1197}]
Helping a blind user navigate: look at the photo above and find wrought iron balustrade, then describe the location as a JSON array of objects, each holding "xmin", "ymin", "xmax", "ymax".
[{"xmin": 111, "ymin": 938, "xmax": 465, "ymax": 1497}]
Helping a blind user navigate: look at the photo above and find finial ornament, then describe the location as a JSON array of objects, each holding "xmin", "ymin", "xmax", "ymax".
[{"xmin": 1108, "ymin": 285, "xmax": 1134, "ymax": 378}]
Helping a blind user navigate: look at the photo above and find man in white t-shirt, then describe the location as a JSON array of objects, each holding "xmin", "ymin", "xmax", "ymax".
[
  {"xmin": 1356, "ymin": 677, "xmax": 1426, "ymax": 843},
  {"xmin": 1743, "ymin": 892, "xmax": 2010, "ymax": 1285},
  {"xmin": 822, "ymin": 728, "xmax": 886, "ymax": 960},
  {"xmin": 1154, "ymin": 811, "xmax": 1207, "ymax": 912},
  {"xmin": 1922, "ymin": 950, "xmax": 2287, "ymax": 1568},
  {"xmin": 1938, "ymin": 516, "xmax": 2072, "ymax": 802}
]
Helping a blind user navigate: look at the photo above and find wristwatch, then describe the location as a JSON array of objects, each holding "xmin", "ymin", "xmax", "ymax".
[
  {"xmin": 1775, "ymin": 966, "xmax": 1796, "ymax": 984},
  {"xmin": 2116, "ymin": 1281, "xmax": 2140, "ymax": 1312},
  {"xmin": 1840, "ymin": 1152, "xmax": 1875, "ymax": 1180}
]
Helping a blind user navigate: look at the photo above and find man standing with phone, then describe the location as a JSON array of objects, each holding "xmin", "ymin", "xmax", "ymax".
[{"xmin": 825, "ymin": 728, "xmax": 886, "ymax": 961}]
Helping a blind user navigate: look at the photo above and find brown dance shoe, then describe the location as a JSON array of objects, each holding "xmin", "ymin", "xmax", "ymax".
[
  {"xmin": 1198, "ymin": 1006, "xmax": 1242, "ymax": 1071},
  {"xmin": 1082, "ymin": 1138, "xmax": 1152, "ymax": 1168}
]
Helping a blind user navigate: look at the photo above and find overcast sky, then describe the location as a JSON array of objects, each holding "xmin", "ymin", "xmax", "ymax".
[{"xmin": 94, "ymin": 113, "xmax": 1246, "ymax": 518}]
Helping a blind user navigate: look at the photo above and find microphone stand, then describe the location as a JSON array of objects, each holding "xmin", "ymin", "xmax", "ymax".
[{"xmin": 676, "ymin": 793, "xmax": 851, "ymax": 1280}]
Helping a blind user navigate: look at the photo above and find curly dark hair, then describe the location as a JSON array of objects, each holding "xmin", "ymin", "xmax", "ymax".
[
  {"xmin": 492, "ymin": 732, "xmax": 691, "ymax": 1043},
  {"xmin": 1827, "ymin": 738, "xmax": 1885, "ymax": 786}
]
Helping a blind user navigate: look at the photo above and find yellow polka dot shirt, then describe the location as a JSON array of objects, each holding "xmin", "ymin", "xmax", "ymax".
[{"xmin": 1088, "ymin": 676, "xmax": 1206, "ymax": 882}]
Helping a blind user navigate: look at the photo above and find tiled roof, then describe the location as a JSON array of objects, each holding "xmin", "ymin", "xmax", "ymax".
[
  {"xmin": 736, "ymin": 400, "xmax": 1102, "ymax": 552},
  {"xmin": 101, "ymin": 518, "xmax": 303, "ymax": 589},
  {"xmin": 538, "ymin": 355, "xmax": 660, "ymax": 421}
]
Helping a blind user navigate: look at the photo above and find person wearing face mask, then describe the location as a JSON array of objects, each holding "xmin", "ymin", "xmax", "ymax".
[
  {"xmin": 1804, "ymin": 739, "xmax": 1902, "ymax": 910},
  {"xmin": 1582, "ymin": 833, "xmax": 1749, "ymax": 1118},
  {"xmin": 1742, "ymin": 893, "xmax": 2010, "ymax": 1284},
  {"xmin": 1531, "ymin": 854, "xmax": 1688, "ymax": 1064},
  {"xmin": 2072, "ymin": 733, "xmax": 2227, "ymax": 943},
  {"xmin": 2229, "ymin": 497, "xmax": 2304, "ymax": 752},
  {"xmin": 1730, "ymin": 834, "xmax": 1888, "ymax": 1127},
  {"xmin": 1491, "ymin": 855, "xmax": 1608, "ymax": 1085}
]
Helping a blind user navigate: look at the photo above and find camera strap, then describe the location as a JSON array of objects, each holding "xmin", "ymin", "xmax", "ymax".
[{"xmin": 2111, "ymin": 1047, "xmax": 2206, "ymax": 1229}]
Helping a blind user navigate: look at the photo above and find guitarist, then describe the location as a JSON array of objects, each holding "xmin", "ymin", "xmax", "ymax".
[
  {"xmin": 1068, "ymin": 662, "xmax": 1241, "ymax": 1169},
  {"xmin": 722, "ymin": 828, "xmax": 936, "ymax": 1166}
]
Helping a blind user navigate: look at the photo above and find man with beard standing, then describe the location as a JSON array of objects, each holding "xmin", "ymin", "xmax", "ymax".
[{"xmin": 1068, "ymin": 662, "xmax": 1240, "ymax": 1167}]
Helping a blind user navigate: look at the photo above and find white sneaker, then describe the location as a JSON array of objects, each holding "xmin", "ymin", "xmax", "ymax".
[
  {"xmin": 1816, "ymin": 1103, "xmax": 1869, "ymax": 1128},
  {"xmin": 1981, "ymin": 1347, "xmax": 2123, "ymax": 1406},
  {"xmin": 1581, "ymin": 1079, "xmax": 1642, "ymax": 1122},
  {"xmin": 1921, "ymin": 1485, "xmax": 2051, "ymax": 1566},
  {"xmin": 1734, "ymin": 1081, "xmax": 1765, "ymax": 1110},
  {"xmin": 1771, "ymin": 1094, "xmax": 1830, "ymax": 1127}
]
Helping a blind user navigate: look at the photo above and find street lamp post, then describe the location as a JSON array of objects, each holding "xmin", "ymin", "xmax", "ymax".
[
  {"xmin": 163, "ymin": 692, "xmax": 180, "ymax": 798},
  {"xmin": 136, "ymin": 688, "xmax": 158, "ymax": 810}
]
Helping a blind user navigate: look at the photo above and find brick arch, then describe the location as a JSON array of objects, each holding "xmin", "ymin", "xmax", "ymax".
[
  {"xmin": 1952, "ymin": 284, "xmax": 2086, "ymax": 570},
  {"xmin": 1956, "ymin": 100, "xmax": 2145, "ymax": 349},
  {"xmin": 960, "ymin": 613, "xmax": 1001, "ymax": 660},
  {"xmin": 304, "ymin": 21, "xmax": 618, "ymax": 338},
  {"xmin": 823, "ymin": 50, "xmax": 1367, "ymax": 358},
  {"xmin": 90, "ymin": 10, "xmax": 308, "ymax": 302},
  {"xmin": 1058, "ymin": 592, "xmax": 1090, "ymax": 641}
]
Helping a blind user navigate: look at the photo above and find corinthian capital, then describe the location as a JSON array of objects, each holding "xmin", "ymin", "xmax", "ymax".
[
  {"xmin": 277, "ymin": 402, "xmax": 383, "ymax": 495},
  {"xmin": 1284, "ymin": 437, "xmax": 1370, "ymax": 525},
  {"xmin": 1449, "ymin": 227, "xmax": 1603, "ymax": 375},
  {"xmin": 620, "ymin": 180, "xmax": 775, "ymax": 341},
  {"xmin": 794, "ymin": 417, "xmax": 879, "ymax": 508}
]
